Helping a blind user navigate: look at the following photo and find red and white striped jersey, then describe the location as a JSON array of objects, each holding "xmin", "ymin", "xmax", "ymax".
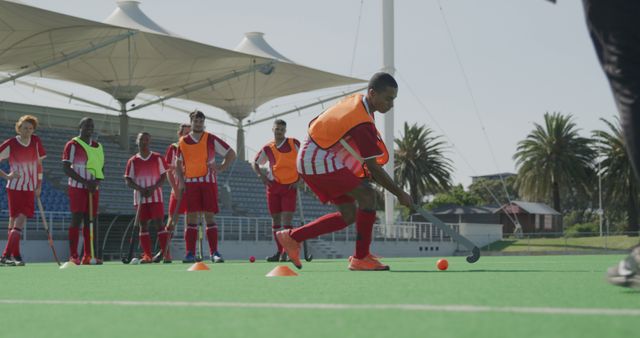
[
  {"xmin": 254, "ymin": 138, "xmax": 300, "ymax": 181},
  {"xmin": 61, "ymin": 139, "xmax": 101, "ymax": 189},
  {"xmin": 124, "ymin": 152, "xmax": 168, "ymax": 205},
  {"xmin": 177, "ymin": 132, "xmax": 231, "ymax": 183},
  {"xmin": 0, "ymin": 135, "xmax": 46, "ymax": 191},
  {"xmin": 164, "ymin": 143, "xmax": 179, "ymax": 183},
  {"xmin": 297, "ymin": 123, "xmax": 382, "ymax": 176}
]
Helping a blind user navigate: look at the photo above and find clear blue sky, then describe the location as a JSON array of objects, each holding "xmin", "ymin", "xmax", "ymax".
[{"xmin": 2, "ymin": 0, "xmax": 616, "ymax": 188}]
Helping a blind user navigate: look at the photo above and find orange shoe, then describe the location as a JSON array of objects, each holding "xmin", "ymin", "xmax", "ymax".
[
  {"xmin": 348, "ymin": 253, "xmax": 383, "ymax": 262},
  {"xmin": 275, "ymin": 230, "xmax": 302, "ymax": 269},
  {"xmin": 348, "ymin": 254, "xmax": 390, "ymax": 271},
  {"xmin": 81, "ymin": 256, "xmax": 103, "ymax": 265},
  {"xmin": 140, "ymin": 254, "xmax": 153, "ymax": 264}
]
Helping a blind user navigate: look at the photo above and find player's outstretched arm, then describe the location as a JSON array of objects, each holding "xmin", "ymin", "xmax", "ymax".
[{"xmin": 364, "ymin": 158, "xmax": 412, "ymax": 208}]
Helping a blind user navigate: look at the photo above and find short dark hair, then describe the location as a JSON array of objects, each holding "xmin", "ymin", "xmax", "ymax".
[
  {"xmin": 189, "ymin": 110, "xmax": 205, "ymax": 122},
  {"xmin": 368, "ymin": 72, "xmax": 398, "ymax": 92},
  {"xmin": 273, "ymin": 119, "xmax": 286, "ymax": 127},
  {"xmin": 136, "ymin": 132, "xmax": 150, "ymax": 145},
  {"xmin": 78, "ymin": 117, "xmax": 93, "ymax": 128}
]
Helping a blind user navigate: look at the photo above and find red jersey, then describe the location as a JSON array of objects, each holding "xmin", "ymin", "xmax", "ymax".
[
  {"xmin": 177, "ymin": 132, "xmax": 231, "ymax": 183},
  {"xmin": 124, "ymin": 152, "xmax": 168, "ymax": 205},
  {"xmin": 0, "ymin": 135, "xmax": 46, "ymax": 191},
  {"xmin": 254, "ymin": 138, "xmax": 300, "ymax": 181},
  {"xmin": 61, "ymin": 138, "xmax": 101, "ymax": 189}
]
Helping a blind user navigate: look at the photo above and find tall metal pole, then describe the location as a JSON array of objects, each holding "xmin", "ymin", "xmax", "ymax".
[
  {"xmin": 382, "ymin": 0, "xmax": 396, "ymax": 227},
  {"xmin": 598, "ymin": 159, "xmax": 603, "ymax": 236}
]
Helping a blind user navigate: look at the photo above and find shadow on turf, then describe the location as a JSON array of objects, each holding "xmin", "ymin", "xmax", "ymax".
[{"xmin": 390, "ymin": 269, "xmax": 594, "ymax": 273}]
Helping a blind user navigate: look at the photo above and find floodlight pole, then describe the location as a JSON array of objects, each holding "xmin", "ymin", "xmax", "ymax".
[{"xmin": 382, "ymin": 0, "xmax": 396, "ymax": 227}]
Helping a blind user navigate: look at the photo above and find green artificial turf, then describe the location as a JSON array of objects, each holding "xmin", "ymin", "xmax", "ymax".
[{"xmin": 1, "ymin": 255, "xmax": 638, "ymax": 338}]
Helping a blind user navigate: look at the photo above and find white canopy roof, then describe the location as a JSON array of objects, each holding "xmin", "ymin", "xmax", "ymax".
[{"xmin": 0, "ymin": 0, "xmax": 363, "ymax": 121}]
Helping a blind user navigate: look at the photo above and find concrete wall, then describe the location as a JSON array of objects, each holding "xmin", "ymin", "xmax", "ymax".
[
  {"xmin": 311, "ymin": 241, "xmax": 458, "ymax": 259},
  {"xmin": 459, "ymin": 223, "xmax": 503, "ymax": 248}
]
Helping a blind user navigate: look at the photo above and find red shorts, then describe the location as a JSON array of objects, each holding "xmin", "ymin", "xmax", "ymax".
[
  {"xmin": 168, "ymin": 191, "xmax": 187, "ymax": 216},
  {"xmin": 184, "ymin": 182, "xmax": 219, "ymax": 214},
  {"xmin": 136, "ymin": 202, "xmax": 165, "ymax": 222},
  {"xmin": 68, "ymin": 187, "xmax": 99, "ymax": 216},
  {"xmin": 267, "ymin": 182, "xmax": 297, "ymax": 214},
  {"xmin": 301, "ymin": 168, "xmax": 360, "ymax": 205},
  {"xmin": 7, "ymin": 189, "xmax": 34, "ymax": 218}
]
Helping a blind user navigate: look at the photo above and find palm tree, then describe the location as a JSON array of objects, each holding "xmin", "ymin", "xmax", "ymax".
[
  {"xmin": 593, "ymin": 117, "xmax": 639, "ymax": 233},
  {"xmin": 394, "ymin": 122, "xmax": 453, "ymax": 205},
  {"xmin": 513, "ymin": 112, "xmax": 596, "ymax": 213}
]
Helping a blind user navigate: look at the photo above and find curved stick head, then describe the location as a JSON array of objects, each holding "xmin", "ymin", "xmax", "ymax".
[
  {"xmin": 121, "ymin": 257, "xmax": 131, "ymax": 264},
  {"xmin": 466, "ymin": 247, "xmax": 481, "ymax": 263},
  {"xmin": 305, "ymin": 254, "xmax": 313, "ymax": 262}
]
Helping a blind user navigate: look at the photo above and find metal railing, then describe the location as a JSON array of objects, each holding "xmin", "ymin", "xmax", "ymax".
[
  {"xmin": 0, "ymin": 210, "xmax": 458, "ymax": 243},
  {"xmin": 0, "ymin": 210, "xmax": 71, "ymax": 240}
]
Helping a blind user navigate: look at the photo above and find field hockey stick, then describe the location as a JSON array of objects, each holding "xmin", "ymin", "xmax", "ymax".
[
  {"xmin": 88, "ymin": 192, "xmax": 97, "ymax": 264},
  {"xmin": 413, "ymin": 204, "xmax": 480, "ymax": 263},
  {"xmin": 36, "ymin": 198, "xmax": 61, "ymax": 266},
  {"xmin": 122, "ymin": 198, "xmax": 142, "ymax": 264},
  {"xmin": 162, "ymin": 192, "xmax": 183, "ymax": 259},
  {"xmin": 296, "ymin": 190, "xmax": 313, "ymax": 262}
]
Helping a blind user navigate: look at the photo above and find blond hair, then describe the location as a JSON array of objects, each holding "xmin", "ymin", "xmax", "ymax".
[{"xmin": 15, "ymin": 115, "xmax": 39, "ymax": 133}]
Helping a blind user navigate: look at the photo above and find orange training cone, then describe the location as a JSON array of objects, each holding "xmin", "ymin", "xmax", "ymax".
[
  {"xmin": 188, "ymin": 262, "xmax": 210, "ymax": 271},
  {"xmin": 266, "ymin": 265, "xmax": 298, "ymax": 277}
]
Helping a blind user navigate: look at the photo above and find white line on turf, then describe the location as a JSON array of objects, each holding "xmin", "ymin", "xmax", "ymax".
[{"xmin": 0, "ymin": 299, "xmax": 638, "ymax": 316}]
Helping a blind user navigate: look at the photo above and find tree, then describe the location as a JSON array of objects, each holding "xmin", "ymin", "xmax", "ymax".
[
  {"xmin": 593, "ymin": 117, "xmax": 639, "ymax": 233},
  {"xmin": 513, "ymin": 112, "xmax": 596, "ymax": 213},
  {"xmin": 427, "ymin": 184, "xmax": 481, "ymax": 210},
  {"xmin": 394, "ymin": 122, "xmax": 453, "ymax": 205},
  {"xmin": 468, "ymin": 176, "xmax": 519, "ymax": 206}
]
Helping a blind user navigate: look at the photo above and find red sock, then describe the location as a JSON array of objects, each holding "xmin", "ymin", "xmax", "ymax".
[
  {"xmin": 184, "ymin": 224, "xmax": 197, "ymax": 254},
  {"xmin": 82, "ymin": 226, "xmax": 91, "ymax": 257},
  {"xmin": 3, "ymin": 229, "xmax": 20, "ymax": 258},
  {"xmin": 68, "ymin": 226, "xmax": 80, "ymax": 258},
  {"xmin": 290, "ymin": 212, "xmax": 348, "ymax": 242},
  {"xmin": 272, "ymin": 225, "xmax": 283, "ymax": 252},
  {"xmin": 139, "ymin": 232, "xmax": 152, "ymax": 256},
  {"xmin": 206, "ymin": 223, "xmax": 218, "ymax": 254},
  {"xmin": 11, "ymin": 228, "xmax": 22, "ymax": 257},
  {"xmin": 158, "ymin": 230, "xmax": 169, "ymax": 255},
  {"xmin": 354, "ymin": 209, "xmax": 376, "ymax": 259}
]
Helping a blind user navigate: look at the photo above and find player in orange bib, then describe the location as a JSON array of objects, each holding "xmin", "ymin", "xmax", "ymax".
[
  {"xmin": 175, "ymin": 110, "xmax": 236, "ymax": 263},
  {"xmin": 252, "ymin": 119, "xmax": 300, "ymax": 262},
  {"xmin": 276, "ymin": 73, "xmax": 412, "ymax": 271}
]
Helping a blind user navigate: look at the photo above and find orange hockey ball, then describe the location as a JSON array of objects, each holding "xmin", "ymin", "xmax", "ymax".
[{"xmin": 436, "ymin": 259, "xmax": 448, "ymax": 271}]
